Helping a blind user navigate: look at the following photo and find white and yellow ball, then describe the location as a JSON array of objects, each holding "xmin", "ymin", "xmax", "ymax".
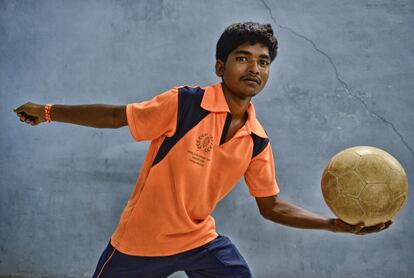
[{"xmin": 321, "ymin": 146, "xmax": 408, "ymax": 226}]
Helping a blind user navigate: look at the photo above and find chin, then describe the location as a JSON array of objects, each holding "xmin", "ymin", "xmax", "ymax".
[
  {"xmin": 245, "ymin": 91, "xmax": 258, "ymax": 98},
  {"xmin": 241, "ymin": 87, "xmax": 260, "ymax": 98}
]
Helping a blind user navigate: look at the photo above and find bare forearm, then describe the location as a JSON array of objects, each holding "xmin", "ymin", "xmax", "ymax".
[
  {"xmin": 49, "ymin": 104, "xmax": 127, "ymax": 128},
  {"xmin": 262, "ymin": 198, "xmax": 332, "ymax": 231}
]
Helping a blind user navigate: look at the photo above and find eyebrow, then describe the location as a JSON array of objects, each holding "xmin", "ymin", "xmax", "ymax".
[{"xmin": 233, "ymin": 50, "xmax": 270, "ymax": 60}]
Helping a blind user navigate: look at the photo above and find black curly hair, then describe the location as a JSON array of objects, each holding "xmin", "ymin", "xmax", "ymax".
[{"xmin": 216, "ymin": 22, "xmax": 278, "ymax": 64}]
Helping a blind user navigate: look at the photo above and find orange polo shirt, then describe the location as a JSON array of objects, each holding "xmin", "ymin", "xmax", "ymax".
[{"xmin": 110, "ymin": 82, "xmax": 280, "ymax": 256}]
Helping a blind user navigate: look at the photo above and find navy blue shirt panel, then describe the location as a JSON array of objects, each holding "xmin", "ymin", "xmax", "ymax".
[
  {"xmin": 251, "ymin": 133, "xmax": 269, "ymax": 158},
  {"xmin": 152, "ymin": 87, "xmax": 210, "ymax": 166}
]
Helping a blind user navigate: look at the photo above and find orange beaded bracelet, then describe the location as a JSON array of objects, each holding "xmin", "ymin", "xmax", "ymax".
[{"xmin": 45, "ymin": 104, "xmax": 53, "ymax": 123}]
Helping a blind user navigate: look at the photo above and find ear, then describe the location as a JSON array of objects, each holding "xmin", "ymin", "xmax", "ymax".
[{"xmin": 215, "ymin": 59, "xmax": 225, "ymax": 77}]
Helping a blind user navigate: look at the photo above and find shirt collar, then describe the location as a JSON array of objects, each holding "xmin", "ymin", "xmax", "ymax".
[
  {"xmin": 200, "ymin": 82, "xmax": 230, "ymax": 112},
  {"xmin": 201, "ymin": 82, "xmax": 268, "ymax": 138}
]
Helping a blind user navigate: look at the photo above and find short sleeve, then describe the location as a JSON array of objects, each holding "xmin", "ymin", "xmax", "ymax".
[
  {"xmin": 244, "ymin": 143, "xmax": 280, "ymax": 197},
  {"xmin": 126, "ymin": 88, "xmax": 178, "ymax": 142}
]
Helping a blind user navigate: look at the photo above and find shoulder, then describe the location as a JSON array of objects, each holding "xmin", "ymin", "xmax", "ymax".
[
  {"xmin": 250, "ymin": 118, "xmax": 270, "ymax": 158},
  {"xmin": 251, "ymin": 133, "xmax": 270, "ymax": 158},
  {"xmin": 254, "ymin": 118, "xmax": 267, "ymax": 137},
  {"xmin": 155, "ymin": 85, "xmax": 204, "ymax": 104},
  {"xmin": 175, "ymin": 85, "xmax": 205, "ymax": 94}
]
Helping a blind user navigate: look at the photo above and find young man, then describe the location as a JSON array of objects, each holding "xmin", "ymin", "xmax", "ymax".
[{"xmin": 14, "ymin": 22, "xmax": 392, "ymax": 278}]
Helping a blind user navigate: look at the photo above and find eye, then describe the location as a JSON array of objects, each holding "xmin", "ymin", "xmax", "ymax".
[
  {"xmin": 236, "ymin": 56, "xmax": 248, "ymax": 62},
  {"xmin": 260, "ymin": 60, "xmax": 270, "ymax": 66}
]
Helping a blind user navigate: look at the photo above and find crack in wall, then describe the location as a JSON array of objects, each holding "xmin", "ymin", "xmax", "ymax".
[{"xmin": 260, "ymin": 0, "xmax": 414, "ymax": 158}]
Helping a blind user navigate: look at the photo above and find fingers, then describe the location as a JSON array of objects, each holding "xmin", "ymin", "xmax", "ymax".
[
  {"xmin": 350, "ymin": 224, "xmax": 364, "ymax": 234},
  {"xmin": 331, "ymin": 218, "xmax": 393, "ymax": 235},
  {"xmin": 14, "ymin": 103, "xmax": 45, "ymax": 125},
  {"xmin": 14, "ymin": 105, "xmax": 24, "ymax": 113},
  {"xmin": 14, "ymin": 102, "xmax": 36, "ymax": 117},
  {"xmin": 355, "ymin": 221, "xmax": 393, "ymax": 235},
  {"xmin": 360, "ymin": 223, "xmax": 384, "ymax": 234},
  {"xmin": 14, "ymin": 104, "xmax": 37, "ymax": 126},
  {"xmin": 24, "ymin": 116, "xmax": 37, "ymax": 125},
  {"xmin": 15, "ymin": 111, "xmax": 39, "ymax": 126}
]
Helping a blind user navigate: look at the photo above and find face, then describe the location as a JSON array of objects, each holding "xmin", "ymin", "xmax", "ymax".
[{"xmin": 215, "ymin": 42, "xmax": 271, "ymax": 99}]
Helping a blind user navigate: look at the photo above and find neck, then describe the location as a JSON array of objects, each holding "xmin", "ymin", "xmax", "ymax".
[{"xmin": 221, "ymin": 82, "xmax": 250, "ymax": 120}]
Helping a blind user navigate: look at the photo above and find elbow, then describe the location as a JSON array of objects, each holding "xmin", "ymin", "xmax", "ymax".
[
  {"xmin": 261, "ymin": 211, "xmax": 272, "ymax": 220},
  {"xmin": 260, "ymin": 206, "xmax": 275, "ymax": 220},
  {"xmin": 261, "ymin": 201, "xmax": 285, "ymax": 221}
]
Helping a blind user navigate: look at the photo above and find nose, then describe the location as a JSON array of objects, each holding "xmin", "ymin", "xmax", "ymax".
[{"xmin": 248, "ymin": 60, "xmax": 260, "ymax": 74}]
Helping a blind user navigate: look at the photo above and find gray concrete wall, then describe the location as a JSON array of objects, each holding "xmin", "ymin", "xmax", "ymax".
[{"xmin": 1, "ymin": 0, "xmax": 413, "ymax": 277}]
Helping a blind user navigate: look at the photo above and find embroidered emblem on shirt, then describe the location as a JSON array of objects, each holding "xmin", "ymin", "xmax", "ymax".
[{"xmin": 196, "ymin": 133, "xmax": 214, "ymax": 153}]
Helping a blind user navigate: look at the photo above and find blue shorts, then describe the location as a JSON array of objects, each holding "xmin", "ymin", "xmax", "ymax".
[{"xmin": 92, "ymin": 234, "xmax": 253, "ymax": 278}]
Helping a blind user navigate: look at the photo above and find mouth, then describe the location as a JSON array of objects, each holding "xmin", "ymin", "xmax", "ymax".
[{"xmin": 241, "ymin": 76, "xmax": 261, "ymax": 85}]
